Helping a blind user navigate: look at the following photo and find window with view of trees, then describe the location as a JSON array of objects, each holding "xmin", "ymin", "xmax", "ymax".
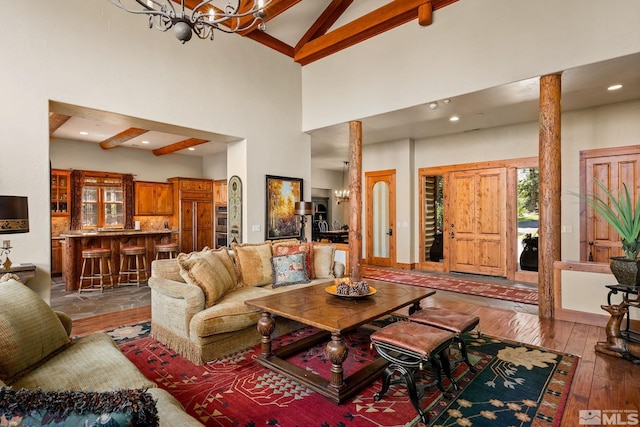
[{"xmin": 80, "ymin": 175, "xmax": 124, "ymax": 229}]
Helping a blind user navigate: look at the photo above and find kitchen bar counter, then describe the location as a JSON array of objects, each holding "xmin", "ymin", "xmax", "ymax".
[{"xmin": 60, "ymin": 229, "xmax": 176, "ymax": 291}]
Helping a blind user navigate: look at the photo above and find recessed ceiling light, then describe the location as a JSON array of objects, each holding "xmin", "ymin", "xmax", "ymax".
[
  {"xmin": 79, "ymin": 131, "xmax": 89, "ymax": 135},
  {"xmin": 188, "ymin": 147, "xmax": 195, "ymax": 151},
  {"xmin": 428, "ymin": 102, "xmax": 438, "ymax": 110},
  {"xmin": 449, "ymin": 116, "xmax": 460, "ymax": 122},
  {"xmin": 607, "ymin": 84, "xmax": 623, "ymax": 91},
  {"xmin": 141, "ymin": 140, "xmax": 150, "ymax": 144}
]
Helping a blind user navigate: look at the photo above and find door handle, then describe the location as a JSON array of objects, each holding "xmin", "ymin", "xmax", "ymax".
[{"xmin": 387, "ymin": 228, "xmax": 393, "ymax": 236}]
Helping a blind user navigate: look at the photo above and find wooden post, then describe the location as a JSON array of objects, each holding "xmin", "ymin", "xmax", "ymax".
[
  {"xmin": 349, "ymin": 121, "xmax": 363, "ymax": 281},
  {"xmin": 538, "ymin": 73, "xmax": 562, "ymax": 319}
]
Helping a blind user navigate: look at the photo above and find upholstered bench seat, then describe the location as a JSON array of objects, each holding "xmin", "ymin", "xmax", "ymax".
[
  {"xmin": 370, "ymin": 321, "xmax": 457, "ymax": 424},
  {"xmin": 409, "ymin": 307, "xmax": 479, "ymax": 372}
]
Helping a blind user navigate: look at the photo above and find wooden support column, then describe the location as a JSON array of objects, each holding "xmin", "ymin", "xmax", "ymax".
[
  {"xmin": 349, "ymin": 121, "xmax": 363, "ymax": 281},
  {"xmin": 538, "ymin": 73, "xmax": 562, "ymax": 319}
]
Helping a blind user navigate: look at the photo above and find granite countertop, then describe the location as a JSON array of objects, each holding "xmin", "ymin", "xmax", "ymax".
[{"xmin": 59, "ymin": 229, "xmax": 176, "ymax": 238}]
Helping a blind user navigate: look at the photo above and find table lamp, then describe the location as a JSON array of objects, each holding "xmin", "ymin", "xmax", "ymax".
[
  {"xmin": 0, "ymin": 196, "xmax": 29, "ymax": 270},
  {"xmin": 294, "ymin": 201, "xmax": 314, "ymax": 242}
]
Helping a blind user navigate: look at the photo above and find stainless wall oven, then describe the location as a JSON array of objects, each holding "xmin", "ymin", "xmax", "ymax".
[{"xmin": 214, "ymin": 205, "xmax": 227, "ymax": 248}]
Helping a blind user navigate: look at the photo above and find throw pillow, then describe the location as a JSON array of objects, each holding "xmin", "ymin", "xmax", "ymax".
[
  {"xmin": 0, "ymin": 388, "xmax": 158, "ymax": 427},
  {"xmin": 202, "ymin": 246, "xmax": 238, "ymax": 285},
  {"xmin": 271, "ymin": 252, "xmax": 310, "ymax": 288},
  {"xmin": 271, "ymin": 241, "xmax": 315, "ymax": 279},
  {"xmin": 231, "ymin": 242, "xmax": 273, "ymax": 287},
  {"xmin": 0, "ymin": 280, "xmax": 70, "ymax": 383},
  {"xmin": 313, "ymin": 244, "xmax": 336, "ymax": 279},
  {"xmin": 178, "ymin": 250, "xmax": 236, "ymax": 308}
]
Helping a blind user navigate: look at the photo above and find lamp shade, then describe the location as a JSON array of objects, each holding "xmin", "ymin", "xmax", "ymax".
[
  {"xmin": 294, "ymin": 201, "xmax": 314, "ymax": 215},
  {"xmin": 0, "ymin": 196, "xmax": 29, "ymax": 234}
]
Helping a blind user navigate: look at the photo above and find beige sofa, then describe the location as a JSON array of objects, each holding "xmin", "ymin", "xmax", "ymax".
[
  {"xmin": 149, "ymin": 241, "xmax": 341, "ymax": 365},
  {"xmin": 0, "ymin": 278, "xmax": 203, "ymax": 426}
]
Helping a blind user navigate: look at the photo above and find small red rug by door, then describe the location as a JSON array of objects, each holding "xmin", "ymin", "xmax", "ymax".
[
  {"xmin": 114, "ymin": 322, "xmax": 576, "ymax": 426},
  {"xmin": 362, "ymin": 267, "xmax": 539, "ymax": 305}
]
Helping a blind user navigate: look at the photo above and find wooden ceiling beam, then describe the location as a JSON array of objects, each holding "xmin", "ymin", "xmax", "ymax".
[
  {"xmin": 49, "ymin": 113, "xmax": 71, "ymax": 135},
  {"xmin": 152, "ymin": 138, "xmax": 209, "ymax": 156},
  {"xmin": 294, "ymin": 0, "xmax": 457, "ymax": 66},
  {"xmin": 294, "ymin": 0, "xmax": 354, "ymax": 54},
  {"xmin": 99, "ymin": 128, "xmax": 148, "ymax": 150},
  {"xmin": 245, "ymin": 30, "xmax": 294, "ymax": 57}
]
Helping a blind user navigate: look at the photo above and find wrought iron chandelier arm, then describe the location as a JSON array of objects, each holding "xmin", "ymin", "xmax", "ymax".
[{"xmin": 109, "ymin": 0, "xmax": 271, "ymax": 43}]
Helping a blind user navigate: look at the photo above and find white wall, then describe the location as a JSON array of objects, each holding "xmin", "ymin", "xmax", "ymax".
[
  {"xmin": 50, "ymin": 140, "xmax": 204, "ymax": 181},
  {"xmin": 203, "ymin": 152, "xmax": 227, "ymax": 181},
  {"xmin": 0, "ymin": 1, "xmax": 304, "ymax": 299},
  {"xmin": 363, "ymin": 139, "xmax": 414, "ymax": 264},
  {"xmin": 302, "ymin": 0, "xmax": 640, "ymax": 132}
]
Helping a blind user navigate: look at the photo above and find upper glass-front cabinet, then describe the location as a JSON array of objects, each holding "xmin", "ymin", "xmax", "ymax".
[{"xmin": 51, "ymin": 169, "xmax": 71, "ymax": 216}]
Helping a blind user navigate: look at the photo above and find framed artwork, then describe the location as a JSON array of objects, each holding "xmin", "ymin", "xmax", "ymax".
[
  {"xmin": 228, "ymin": 175, "xmax": 242, "ymax": 244},
  {"xmin": 265, "ymin": 175, "xmax": 303, "ymax": 240}
]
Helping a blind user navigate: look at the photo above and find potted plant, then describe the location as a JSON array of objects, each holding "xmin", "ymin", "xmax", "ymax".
[{"xmin": 580, "ymin": 181, "xmax": 640, "ymax": 288}]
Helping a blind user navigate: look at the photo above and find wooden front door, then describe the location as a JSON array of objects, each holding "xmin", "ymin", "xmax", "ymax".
[
  {"xmin": 449, "ymin": 168, "xmax": 506, "ymax": 276},
  {"xmin": 365, "ymin": 170, "xmax": 396, "ymax": 267}
]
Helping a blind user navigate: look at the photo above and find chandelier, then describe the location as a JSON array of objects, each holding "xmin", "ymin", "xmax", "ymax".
[
  {"xmin": 109, "ymin": 0, "xmax": 273, "ymax": 44},
  {"xmin": 335, "ymin": 161, "xmax": 350, "ymax": 205}
]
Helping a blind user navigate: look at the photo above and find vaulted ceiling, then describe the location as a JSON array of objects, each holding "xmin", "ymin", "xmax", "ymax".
[
  {"xmin": 49, "ymin": 1, "xmax": 640, "ymax": 170},
  {"xmin": 223, "ymin": 0, "xmax": 457, "ymax": 65}
]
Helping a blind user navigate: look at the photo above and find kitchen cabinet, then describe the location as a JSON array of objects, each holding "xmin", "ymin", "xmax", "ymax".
[
  {"xmin": 214, "ymin": 179, "xmax": 227, "ymax": 205},
  {"xmin": 51, "ymin": 169, "xmax": 71, "ymax": 216},
  {"xmin": 51, "ymin": 238, "xmax": 63, "ymax": 275},
  {"xmin": 135, "ymin": 181, "xmax": 173, "ymax": 215},
  {"xmin": 169, "ymin": 178, "xmax": 214, "ymax": 252}
]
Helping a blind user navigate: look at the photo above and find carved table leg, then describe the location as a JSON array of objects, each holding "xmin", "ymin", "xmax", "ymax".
[
  {"xmin": 326, "ymin": 332, "xmax": 348, "ymax": 391},
  {"xmin": 257, "ymin": 312, "xmax": 276, "ymax": 358}
]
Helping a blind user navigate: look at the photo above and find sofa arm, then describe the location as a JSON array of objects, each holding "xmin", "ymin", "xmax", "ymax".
[
  {"xmin": 148, "ymin": 277, "xmax": 205, "ymax": 340},
  {"xmin": 54, "ymin": 311, "xmax": 73, "ymax": 337}
]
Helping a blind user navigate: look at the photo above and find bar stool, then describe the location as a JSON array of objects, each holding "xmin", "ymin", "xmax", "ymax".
[
  {"xmin": 118, "ymin": 245, "xmax": 148, "ymax": 287},
  {"xmin": 154, "ymin": 242, "xmax": 179, "ymax": 260},
  {"xmin": 78, "ymin": 248, "xmax": 114, "ymax": 293},
  {"xmin": 409, "ymin": 307, "xmax": 480, "ymax": 373},
  {"xmin": 370, "ymin": 321, "xmax": 457, "ymax": 425}
]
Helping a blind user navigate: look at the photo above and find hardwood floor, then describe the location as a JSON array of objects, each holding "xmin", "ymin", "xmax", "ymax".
[{"xmin": 70, "ymin": 287, "xmax": 640, "ymax": 426}]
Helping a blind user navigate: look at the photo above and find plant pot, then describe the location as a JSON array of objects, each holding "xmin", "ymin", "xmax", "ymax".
[
  {"xmin": 609, "ymin": 257, "xmax": 640, "ymax": 288},
  {"xmin": 520, "ymin": 247, "xmax": 538, "ymax": 271}
]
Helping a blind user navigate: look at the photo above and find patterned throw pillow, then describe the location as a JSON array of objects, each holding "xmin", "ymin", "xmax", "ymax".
[
  {"xmin": 271, "ymin": 241, "xmax": 315, "ymax": 279},
  {"xmin": 0, "ymin": 388, "xmax": 158, "ymax": 427},
  {"xmin": 178, "ymin": 249, "xmax": 236, "ymax": 307},
  {"xmin": 271, "ymin": 252, "xmax": 310, "ymax": 288},
  {"xmin": 231, "ymin": 242, "xmax": 274, "ymax": 287}
]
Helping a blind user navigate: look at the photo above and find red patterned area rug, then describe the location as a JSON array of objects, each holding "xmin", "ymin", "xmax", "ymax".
[
  {"xmin": 362, "ymin": 267, "xmax": 539, "ymax": 305},
  {"xmin": 112, "ymin": 322, "xmax": 576, "ymax": 427}
]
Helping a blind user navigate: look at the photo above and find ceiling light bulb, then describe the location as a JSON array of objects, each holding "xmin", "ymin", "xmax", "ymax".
[
  {"xmin": 188, "ymin": 147, "xmax": 195, "ymax": 151},
  {"xmin": 607, "ymin": 84, "xmax": 623, "ymax": 91},
  {"xmin": 428, "ymin": 102, "xmax": 438, "ymax": 110},
  {"xmin": 142, "ymin": 140, "xmax": 150, "ymax": 144},
  {"xmin": 443, "ymin": 99, "xmax": 451, "ymax": 104},
  {"xmin": 449, "ymin": 116, "xmax": 459, "ymax": 122},
  {"xmin": 79, "ymin": 131, "xmax": 89, "ymax": 135}
]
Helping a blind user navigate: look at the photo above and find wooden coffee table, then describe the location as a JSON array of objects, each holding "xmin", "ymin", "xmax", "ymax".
[{"xmin": 244, "ymin": 279, "xmax": 435, "ymax": 404}]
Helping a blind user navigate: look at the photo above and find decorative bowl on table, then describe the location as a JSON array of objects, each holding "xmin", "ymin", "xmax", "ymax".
[{"xmin": 326, "ymin": 278, "xmax": 376, "ymax": 298}]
